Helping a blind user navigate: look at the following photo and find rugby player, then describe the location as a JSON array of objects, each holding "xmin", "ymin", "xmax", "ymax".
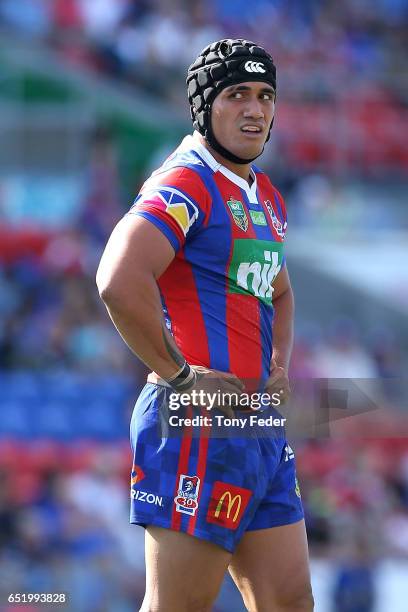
[{"xmin": 97, "ymin": 39, "xmax": 313, "ymax": 612}]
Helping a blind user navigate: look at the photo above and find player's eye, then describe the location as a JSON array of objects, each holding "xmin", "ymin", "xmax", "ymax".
[{"xmin": 229, "ymin": 91, "xmax": 244, "ymax": 99}]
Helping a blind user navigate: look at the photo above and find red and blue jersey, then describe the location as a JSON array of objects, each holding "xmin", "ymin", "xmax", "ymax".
[
  {"xmin": 128, "ymin": 138, "xmax": 302, "ymax": 547},
  {"xmin": 130, "ymin": 135, "xmax": 287, "ymax": 382}
]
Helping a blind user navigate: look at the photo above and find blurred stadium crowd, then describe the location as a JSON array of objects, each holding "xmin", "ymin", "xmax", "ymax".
[
  {"xmin": 1, "ymin": 0, "xmax": 407, "ymax": 101},
  {"xmin": 0, "ymin": 1, "xmax": 407, "ymax": 610},
  {"xmin": 1, "ymin": 0, "xmax": 407, "ymax": 179}
]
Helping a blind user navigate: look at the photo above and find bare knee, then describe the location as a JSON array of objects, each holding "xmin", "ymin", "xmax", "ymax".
[
  {"xmin": 186, "ymin": 593, "xmax": 216, "ymax": 612},
  {"xmin": 140, "ymin": 598, "xmax": 214, "ymax": 612},
  {"xmin": 275, "ymin": 585, "xmax": 314, "ymax": 612},
  {"xmin": 239, "ymin": 584, "xmax": 314, "ymax": 612},
  {"xmin": 141, "ymin": 589, "xmax": 217, "ymax": 612}
]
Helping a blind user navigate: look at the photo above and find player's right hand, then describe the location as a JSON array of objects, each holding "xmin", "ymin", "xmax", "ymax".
[{"xmin": 187, "ymin": 366, "xmax": 245, "ymax": 417}]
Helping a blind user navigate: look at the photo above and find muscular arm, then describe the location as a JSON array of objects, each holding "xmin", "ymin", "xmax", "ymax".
[
  {"xmin": 97, "ymin": 213, "xmax": 244, "ymax": 405},
  {"xmin": 271, "ymin": 265, "xmax": 294, "ymax": 373},
  {"xmin": 96, "ymin": 214, "xmax": 185, "ymax": 380}
]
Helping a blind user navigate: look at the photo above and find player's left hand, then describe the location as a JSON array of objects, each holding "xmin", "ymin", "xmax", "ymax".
[{"xmin": 265, "ymin": 360, "xmax": 291, "ymax": 405}]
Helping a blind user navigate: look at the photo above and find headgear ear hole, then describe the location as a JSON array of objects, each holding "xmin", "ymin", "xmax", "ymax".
[{"xmin": 218, "ymin": 40, "xmax": 232, "ymax": 59}]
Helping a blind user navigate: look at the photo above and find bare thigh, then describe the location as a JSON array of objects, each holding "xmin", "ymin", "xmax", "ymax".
[
  {"xmin": 229, "ymin": 520, "xmax": 313, "ymax": 612},
  {"xmin": 141, "ymin": 526, "xmax": 232, "ymax": 612}
]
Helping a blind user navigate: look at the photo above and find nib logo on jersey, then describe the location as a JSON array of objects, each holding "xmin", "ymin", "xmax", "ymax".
[
  {"xmin": 174, "ymin": 474, "xmax": 200, "ymax": 516},
  {"xmin": 228, "ymin": 239, "xmax": 284, "ymax": 305}
]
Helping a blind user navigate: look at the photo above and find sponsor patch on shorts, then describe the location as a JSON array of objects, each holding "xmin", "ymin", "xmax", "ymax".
[
  {"xmin": 206, "ymin": 481, "xmax": 252, "ymax": 530},
  {"xmin": 130, "ymin": 489, "xmax": 163, "ymax": 506},
  {"xmin": 174, "ymin": 474, "xmax": 200, "ymax": 516}
]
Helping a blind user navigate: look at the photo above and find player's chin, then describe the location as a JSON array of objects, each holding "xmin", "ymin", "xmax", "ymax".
[{"xmin": 235, "ymin": 136, "xmax": 265, "ymax": 158}]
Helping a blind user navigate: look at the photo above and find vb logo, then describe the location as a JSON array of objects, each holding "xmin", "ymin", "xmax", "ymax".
[{"xmin": 244, "ymin": 61, "xmax": 266, "ymax": 73}]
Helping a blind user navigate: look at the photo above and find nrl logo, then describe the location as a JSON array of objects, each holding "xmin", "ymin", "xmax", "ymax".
[
  {"xmin": 264, "ymin": 200, "xmax": 286, "ymax": 239},
  {"xmin": 227, "ymin": 197, "xmax": 248, "ymax": 232}
]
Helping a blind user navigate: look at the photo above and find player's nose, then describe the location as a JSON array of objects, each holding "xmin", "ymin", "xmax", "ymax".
[{"xmin": 243, "ymin": 96, "xmax": 264, "ymax": 119}]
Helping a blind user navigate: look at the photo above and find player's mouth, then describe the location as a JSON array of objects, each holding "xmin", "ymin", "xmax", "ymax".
[{"xmin": 240, "ymin": 124, "xmax": 264, "ymax": 137}]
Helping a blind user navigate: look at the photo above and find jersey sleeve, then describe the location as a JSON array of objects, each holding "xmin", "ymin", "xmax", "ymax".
[{"xmin": 128, "ymin": 166, "xmax": 211, "ymax": 253}]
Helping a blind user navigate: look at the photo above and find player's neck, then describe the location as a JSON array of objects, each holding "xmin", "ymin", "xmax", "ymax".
[{"xmin": 196, "ymin": 133, "xmax": 253, "ymax": 186}]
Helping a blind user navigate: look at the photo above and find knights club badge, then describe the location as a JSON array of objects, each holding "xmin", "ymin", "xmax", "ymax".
[
  {"xmin": 264, "ymin": 200, "xmax": 286, "ymax": 239},
  {"xmin": 227, "ymin": 197, "xmax": 248, "ymax": 232}
]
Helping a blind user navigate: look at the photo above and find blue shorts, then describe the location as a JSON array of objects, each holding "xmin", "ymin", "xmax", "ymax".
[{"xmin": 130, "ymin": 383, "xmax": 304, "ymax": 553}]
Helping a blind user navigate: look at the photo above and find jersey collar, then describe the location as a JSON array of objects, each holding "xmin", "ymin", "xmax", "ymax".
[{"xmin": 180, "ymin": 133, "xmax": 259, "ymax": 204}]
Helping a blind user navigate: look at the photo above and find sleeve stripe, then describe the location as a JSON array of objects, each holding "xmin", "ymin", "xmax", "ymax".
[
  {"xmin": 145, "ymin": 167, "xmax": 211, "ymax": 222},
  {"xmin": 141, "ymin": 185, "xmax": 200, "ymax": 236},
  {"xmin": 130, "ymin": 166, "xmax": 211, "ymax": 254},
  {"xmin": 129, "ymin": 210, "xmax": 182, "ymax": 252},
  {"xmin": 142, "ymin": 185, "xmax": 199, "ymax": 215}
]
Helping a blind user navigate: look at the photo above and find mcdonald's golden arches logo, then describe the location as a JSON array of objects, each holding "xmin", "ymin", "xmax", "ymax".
[
  {"xmin": 215, "ymin": 491, "xmax": 242, "ymax": 522},
  {"xmin": 207, "ymin": 481, "xmax": 252, "ymax": 530}
]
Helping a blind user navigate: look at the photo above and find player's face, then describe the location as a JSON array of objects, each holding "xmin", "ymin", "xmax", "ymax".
[{"xmin": 211, "ymin": 82, "xmax": 275, "ymax": 161}]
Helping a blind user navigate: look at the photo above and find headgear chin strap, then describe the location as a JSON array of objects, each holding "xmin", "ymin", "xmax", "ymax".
[{"xmin": 187, "ymin": 39, "xmax": 277, "ymax": 165}]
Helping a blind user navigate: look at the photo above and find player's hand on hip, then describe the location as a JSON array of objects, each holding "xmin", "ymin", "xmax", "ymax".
[
  {"xmin": 189, "ymin": 366, "xmax": 245, "ymax": 417},
  {"xmin": 265, "ymin": 359, "xmax": 291, "ymax": 405}
]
